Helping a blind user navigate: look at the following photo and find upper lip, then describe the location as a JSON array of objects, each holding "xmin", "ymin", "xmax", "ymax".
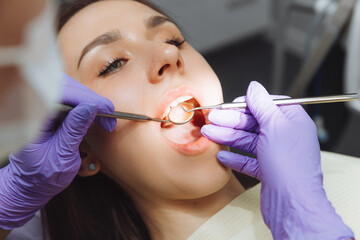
[{"xmin": 156, "ymin": 85, "xmax": 204, "ymax": 121}]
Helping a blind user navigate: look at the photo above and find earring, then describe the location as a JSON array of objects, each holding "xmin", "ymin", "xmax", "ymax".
[{"xmin": 88, "ymin": 163, "xmax": 96, "ymax": 171}]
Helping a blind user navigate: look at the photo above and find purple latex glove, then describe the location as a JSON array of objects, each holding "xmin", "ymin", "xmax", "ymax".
[
  {"xmin": 202, "ymin": 81, "xmax": 353, "ymax": 239},
  {"xmin": 0, "ymin": 73, "xmax": 116, "ymax": 230}
]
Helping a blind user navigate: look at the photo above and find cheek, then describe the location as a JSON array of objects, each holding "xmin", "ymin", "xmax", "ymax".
[
  {"xmin": 88, "ymin": 75, "xmax": 155, "ymax": 125},
  {"xmin": 183, "ymin": 50, "xmax": 223, "ymax": 104},
  {"xmin": 85, "ymin": 124, "xmax": 163, "ymax": 192},
  {"xmin": 86, "ymin": 124, "xmax": 231, "ymax": 200}
]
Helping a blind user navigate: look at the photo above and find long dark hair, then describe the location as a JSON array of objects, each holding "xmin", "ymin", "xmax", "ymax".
[
  {"xmin": 43, "ymin": 1, "xmax": 167, "ymax": 239},
  {"xmin": 43, "ymin": 173, "xmax": 150, "ymax": 239}
]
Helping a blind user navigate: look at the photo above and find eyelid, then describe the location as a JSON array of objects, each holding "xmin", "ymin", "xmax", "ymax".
[
  {"xmin": 158, "ymin": 25, "xmax": 186, "ymax": 46},
  {"xmin": 164, "ymin": 37, "xmax": 186, "ymax": 47},
  {"xmin": 98, "ymin": 58, "xmax": 127, "ymax": 77}
]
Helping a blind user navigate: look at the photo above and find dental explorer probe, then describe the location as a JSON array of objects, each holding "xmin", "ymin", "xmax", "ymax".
[
  {"xmin": 181, "ymin": 93, "xmax": 359, "ymax": 113},
  {"xmin": 55, "ymin": 104, "xmax": 171, "ymax": 124}
]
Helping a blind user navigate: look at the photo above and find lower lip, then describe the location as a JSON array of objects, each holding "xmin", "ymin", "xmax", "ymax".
[
  {"xmin": 161, "ymin": 134, "xmax": 212, "ymax": 156},
  {"xmin": 160, "ymin": 110, "xmax": 212, "ymax": 156}
]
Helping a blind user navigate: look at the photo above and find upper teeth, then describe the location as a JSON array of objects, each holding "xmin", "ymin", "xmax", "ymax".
[{"xmin": 163, "ymin": 95, "xmax": 194, "ymax": 119}]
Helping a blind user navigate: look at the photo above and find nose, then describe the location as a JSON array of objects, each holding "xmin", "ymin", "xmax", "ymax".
[{"xmin": 148, "ymin": 44, "xmax": 184, "ymax": 84}]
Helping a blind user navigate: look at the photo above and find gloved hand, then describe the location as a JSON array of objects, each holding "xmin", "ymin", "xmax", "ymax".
[
  {"xmin": 0, "ymin": 73, "xmax": 116, "ymax": 230},
  {"xmin": 201, "ymin": 81, "xmax": 354, "ymax": 239}
]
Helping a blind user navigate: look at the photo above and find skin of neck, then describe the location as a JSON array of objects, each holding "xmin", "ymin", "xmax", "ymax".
[{"xmin": 130, "ymin": 173, "xmax": 245, "ymax": 240}]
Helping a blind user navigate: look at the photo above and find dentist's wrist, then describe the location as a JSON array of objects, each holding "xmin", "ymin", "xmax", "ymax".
[{"xmin": 262, "ymin": 187, "xmax": 354, "ymax": 240}]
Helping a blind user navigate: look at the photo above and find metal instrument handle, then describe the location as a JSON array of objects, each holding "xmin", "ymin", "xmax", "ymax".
[
  {"xmin": 54, "ymin": 104, "xmax": 169, "ymax": 123},
  {"xmin": 187, "ymin": 93, "xmax": 359, "ymax": 111},
  {"xmin": 219, "ymin": 93, "xmax": 358, "ymax": 109}
]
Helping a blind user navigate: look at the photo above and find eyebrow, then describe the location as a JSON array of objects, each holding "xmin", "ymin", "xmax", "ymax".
[
  {"xmin": 77, "ymin": 30, "xmax": 121, "ymax": 68},
  {"xmin": 146, "ymin": 15, "xmax": 174, "ymax": 29},
  {"xmin": 77, "ymin": 15, "xmax": 175, "ymax": 69}
]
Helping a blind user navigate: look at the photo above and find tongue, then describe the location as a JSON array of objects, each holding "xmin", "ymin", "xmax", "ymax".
[{"xmin": 161, "ymin": 123, "xmax": 202, "ymax": 144}]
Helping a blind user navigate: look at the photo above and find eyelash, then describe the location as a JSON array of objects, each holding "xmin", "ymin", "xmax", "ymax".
[
  {"xmin": 164, "ymin": 36, "xmax": 186, "ymax": 47},
  {"xmin": 99, "ymin": 58, "xmax": 127, "ymax": 76},
  {"xmin": 98, "ymin": 36, "xmax": 186, "ymax": 77}
]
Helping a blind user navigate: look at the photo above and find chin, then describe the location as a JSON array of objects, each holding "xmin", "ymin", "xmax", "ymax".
[
  {"xmin": 166, "ymin": 143, "xmax": 232, "ymax": 200},
  {"xmin": 180, "ymin": 170, "xmax": 232, "ymax": 200}
]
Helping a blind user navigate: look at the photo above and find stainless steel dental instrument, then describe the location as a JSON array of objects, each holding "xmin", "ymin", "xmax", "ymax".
[
  {"xmin": 170, "ymin": 93, "xmax": 359, "ymax": 124},
  {"xmin": 182, "ymin": 93, "xmax": 359, "ymax": 112},
  {"xmin": 56, "ymin": 93, "xmax": 358, "ymax": 125},
  {"xmin": 55, "ymin": 104, "xmax": 171, "ymax": 124}
]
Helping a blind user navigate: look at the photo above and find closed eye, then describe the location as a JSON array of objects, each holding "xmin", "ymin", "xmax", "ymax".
[{"xmin": 165, "ymin": 37, "xmax": 185, "ymax": 48}]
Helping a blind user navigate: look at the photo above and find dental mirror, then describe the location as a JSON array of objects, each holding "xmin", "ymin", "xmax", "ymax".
[{"xmin": 166, "ymin": 102, "xmax": 195, "ymax": 125}]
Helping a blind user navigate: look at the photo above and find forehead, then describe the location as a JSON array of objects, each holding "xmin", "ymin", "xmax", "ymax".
[
  {"xmin": 58, "ymin": 0, "xmax": 162, "ymax": 70},
  {"xmin": 61, "ymin": 0, "xmax": 161, "ymax": 33}
]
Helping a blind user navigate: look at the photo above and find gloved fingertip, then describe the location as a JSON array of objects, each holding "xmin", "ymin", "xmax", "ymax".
[
  {"xmin": 200, "ymin": 125, "xmax": 210, "ymax": 137},
  {"xmin": 217, "ymin": 151, "xmax": 231, "ymax": 163},
  {"xmin": 217, "ymin": 151, "xmax": 237, "ymax": 169},
  {"xmin": 96, "ymin": 97, "xmax": 115, "ymax": 115},
  {"xmin": 208, "ymin": 110, "xmax": 223, "ymax": 124},
  {"xmin": 201, "ymin": 124, "xmax": 218, "ymax": 138},
  {"xmin": 217, "ymin": 151, "xmax": 259, "ymax": 178},
  {"xmin": 209, "ymin": 109, "xmax": 257, "ymax": 131},
  {"xmin": 246, "ymin": 81, "xmax": 281, "ymax": 123},
  {"xmin": 247, "ymin": 81, "xmax": 268, "ymax": 97}
]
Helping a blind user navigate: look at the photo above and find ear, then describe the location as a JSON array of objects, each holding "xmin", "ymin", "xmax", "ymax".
[{"xmin": 77, "ymin": 140, "xmax": 101, "ymax": 177}]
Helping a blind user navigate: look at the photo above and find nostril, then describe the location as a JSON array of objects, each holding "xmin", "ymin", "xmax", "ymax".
[
  {"xmin": 176, "ymin": 60, "xmax": 182, "ymax": 69},
  {"xmin": 158, "ymin": 64, "xmax": 170, "ymax": 76}
]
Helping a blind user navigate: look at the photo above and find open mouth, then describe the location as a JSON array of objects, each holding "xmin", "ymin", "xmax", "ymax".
[
  {"xmin": 156, "ymin": 85, "xmax": 211, "ymax": 155},
  {"xmin": 160, "ymin": 96, "xmax": 206, "ymax": 145}
]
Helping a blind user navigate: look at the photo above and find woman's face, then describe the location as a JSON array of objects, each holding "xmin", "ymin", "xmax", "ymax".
[{"xmin": 59, "ymin": 0, "xmax": 230, "ymax": 202}]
